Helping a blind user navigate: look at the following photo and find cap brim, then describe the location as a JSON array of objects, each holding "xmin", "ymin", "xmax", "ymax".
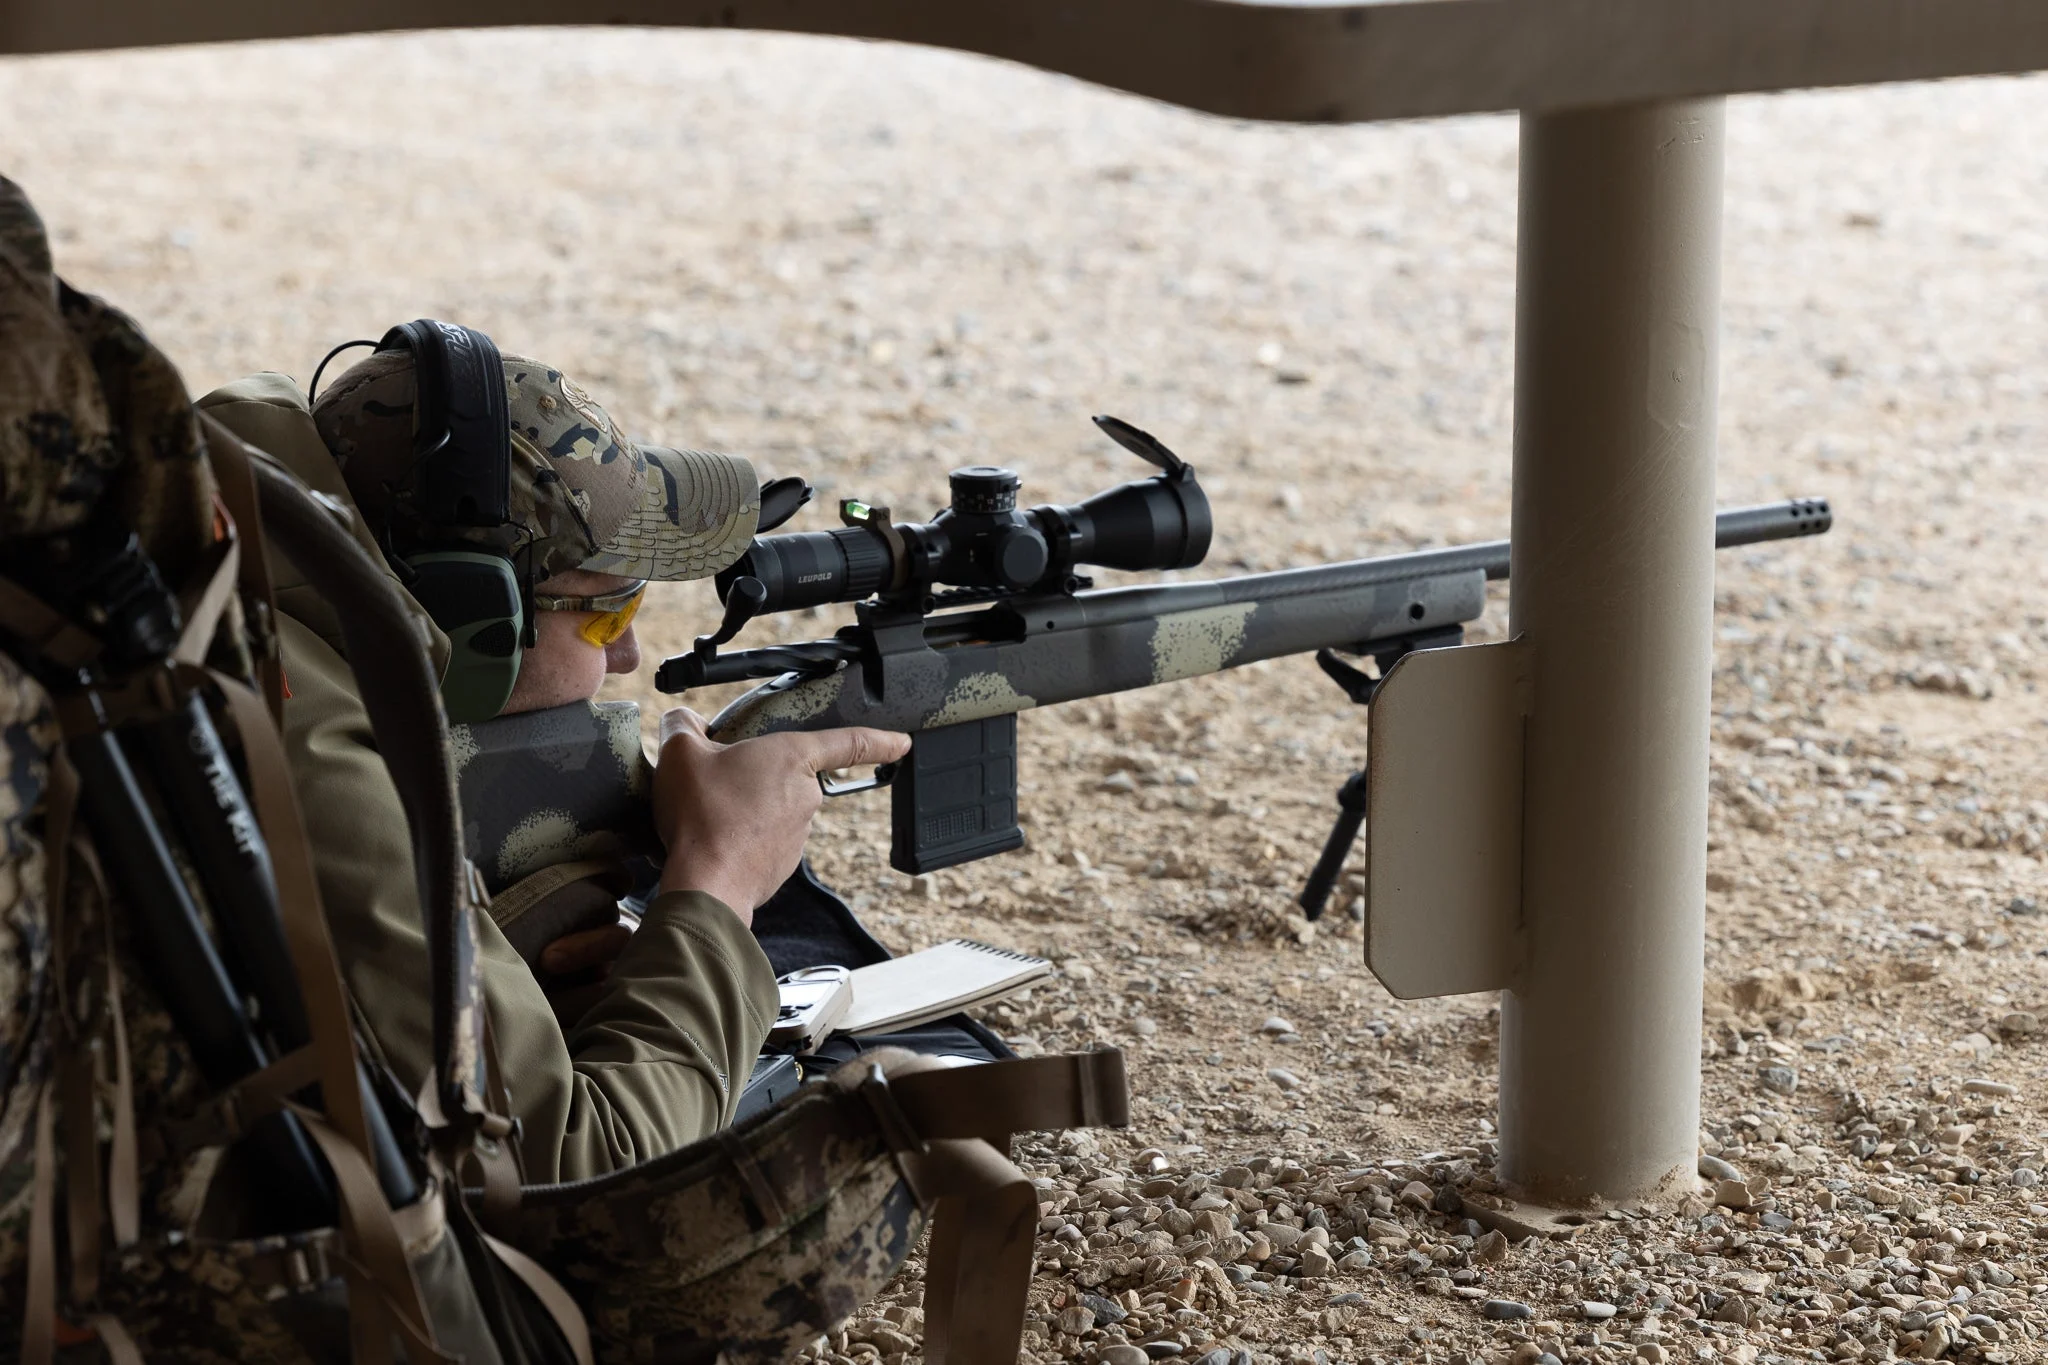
[{"xmin": 580, "ymin": 445, "xmax": 759, "ymax": 581}]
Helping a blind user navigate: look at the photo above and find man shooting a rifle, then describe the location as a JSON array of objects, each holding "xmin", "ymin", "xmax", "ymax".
[{"xmin": 201, "ymin": 331, "xmax": 907, "ymax": 1181}]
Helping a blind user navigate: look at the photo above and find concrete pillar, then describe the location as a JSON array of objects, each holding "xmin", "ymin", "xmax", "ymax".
[{"xmin": 1497, "ymin": 99, "xmax": 1725, "ymax": 1206}]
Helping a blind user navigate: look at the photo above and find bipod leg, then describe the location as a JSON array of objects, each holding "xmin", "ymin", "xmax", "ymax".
[{"xmin": 1298, "ymin": 769, "xmax": 1368, "ymax": 921}]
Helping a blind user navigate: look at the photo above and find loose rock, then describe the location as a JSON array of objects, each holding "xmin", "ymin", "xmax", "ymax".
[
  {"xmin": 1758, "ymin": 1065, "xmax": 1799, "ymax": 1094},
  {"xmin": 1713, "ymin": 1178, "xmax": 1756, "ymax": 1210},
  {"xmin": 1697, "ymin": 1153, "xmax": 1742, "ymax": 1182},
  {"xmin": 1471, "ymin": 1230, "xmax": 1510, "ymax": 1264}
]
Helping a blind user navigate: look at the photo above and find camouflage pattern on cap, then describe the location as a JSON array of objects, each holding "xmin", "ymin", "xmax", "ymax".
[{"xmin": 313, "ymin": 348, "xmax": 759, "ymax": 583}]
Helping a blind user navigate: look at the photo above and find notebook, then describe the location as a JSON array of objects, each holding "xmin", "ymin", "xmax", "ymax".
[{"xmin": 833, "ymin": 938, "xmax": 1053, "ymax": 1036}]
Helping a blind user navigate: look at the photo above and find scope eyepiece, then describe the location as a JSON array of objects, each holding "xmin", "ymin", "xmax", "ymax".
[
  {"xmin": 714, "ymin": 420, "xmax": 1211, "ymax": 614},
  {"xmin": 717, "ymin": 523, "xmax": 894, "ymax": 614}
]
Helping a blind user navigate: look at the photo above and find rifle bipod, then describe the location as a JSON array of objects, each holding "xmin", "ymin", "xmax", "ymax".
[{"xmin": 1299, "ymin": 768, "xmax": 1368, "ymax": 922}]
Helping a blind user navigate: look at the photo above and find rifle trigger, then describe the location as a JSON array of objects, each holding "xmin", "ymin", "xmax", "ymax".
[{"xmin": 819, "ymin": 760, "xmax": 898, "ymax": 798}]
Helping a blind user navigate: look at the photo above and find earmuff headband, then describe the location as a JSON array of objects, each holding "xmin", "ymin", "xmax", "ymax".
[
  {"xmin": 378, "ymin": 318, "xmax": 512, "ymax": 528},
  {"xmin": 371, "ymin": 318, "xmax": 526, "ymax": 720}
]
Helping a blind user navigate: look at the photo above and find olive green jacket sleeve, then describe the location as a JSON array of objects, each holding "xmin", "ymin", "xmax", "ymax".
[
  {"xmin": 278, "ymin": 617, "xmax": 778, "ymax": 1181},
  {"xmin": 201, "ymin": 374, "xmax": 779, "ymax": 1182}
]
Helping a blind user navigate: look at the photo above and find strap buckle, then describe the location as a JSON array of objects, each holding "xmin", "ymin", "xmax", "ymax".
[{"xmin": 858, "ymin": 1063, "xmax": 928, "ymax": 1158}]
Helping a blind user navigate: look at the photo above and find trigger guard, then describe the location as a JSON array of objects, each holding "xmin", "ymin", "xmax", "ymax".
[{"xmin": 818, "ymin": 760, "xmax": 899, "ymax": 798}]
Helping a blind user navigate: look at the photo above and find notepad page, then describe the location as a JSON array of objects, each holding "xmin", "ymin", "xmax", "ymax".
[{"xmin": 836, "ymin": 938, "xmax": 1052, "ymax": 1035}]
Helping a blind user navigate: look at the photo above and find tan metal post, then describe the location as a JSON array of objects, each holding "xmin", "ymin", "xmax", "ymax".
[{"xmin": 1497, "ymin": 99, "xmax": 1724, "ymax": 1207}]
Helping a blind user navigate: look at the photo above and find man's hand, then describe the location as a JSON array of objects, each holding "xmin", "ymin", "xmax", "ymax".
[
  {"xmin": 539, "ymin": 924, "xmax": 634, "ymax": 978},
  {"xmin": 653, "ymin": 708, "xmax": 911, "ymax": 924}
]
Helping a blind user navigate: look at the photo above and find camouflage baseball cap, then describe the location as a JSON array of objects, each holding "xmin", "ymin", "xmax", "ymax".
[{"xmin": 313, "ymin": 348, "xmax": 758, "ymax": 582}]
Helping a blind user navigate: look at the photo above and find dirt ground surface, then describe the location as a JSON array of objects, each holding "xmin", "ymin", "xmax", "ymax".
[{"xmin": 7, "ymin": 29, "xmax": 2048, "ymax": 1365}]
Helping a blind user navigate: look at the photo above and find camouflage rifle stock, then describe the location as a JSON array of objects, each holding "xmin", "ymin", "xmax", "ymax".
[
  {"xmin": 663, "ymin": 469, "xmax": 1831, "ymax": 875},
  {"xmin": 451, "ymin": 698, "xmax": 659, "ymax": 896}
]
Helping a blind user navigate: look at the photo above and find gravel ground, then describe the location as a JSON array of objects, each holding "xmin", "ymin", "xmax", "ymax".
[{"xmin": 6, "ymin": 30, "xmax": 2048, "ymax": 1365}]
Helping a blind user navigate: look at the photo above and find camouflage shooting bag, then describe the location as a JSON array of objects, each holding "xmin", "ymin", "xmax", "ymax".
[
  {"xmin": 492, "ymin": 1045, "xmax": 1128, "ymax": 1365},
  {"xmin": 0, "ymin": 175, "xmax": 588, "ymax": 1365}
]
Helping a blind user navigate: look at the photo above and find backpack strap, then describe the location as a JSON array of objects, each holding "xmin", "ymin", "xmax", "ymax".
[
  {"xmin": 224, "ymin": 419, "xmax": 590, "ymax": 1363},
  {"xmin": 18, "ymin": 725, "xmax": 144, "ymax": 1363},
  {"xmin": 148, "ymin": 1044, "xmax": 323, "ymax": 1161},
  {"xmin": 914, "ymin": 1138, "xmax": 1040, "ymax": 1365},
  {"xmin": 205, "ymin": 423, "xmax": 286, "ymax": 717},
  {"xmin": 846, "ymin": 1050, "xmax": 1132, "ymax": 1365},
  {"xmin": 21, "ymin": 1083, "xmax": 59, "ymax": 1365},
  {"xmin": 230, "ymin": 422, "xmax": 492, "ymax": 1129},
  {"xmin": 0, "ymin": 578, "xmax": 100, "ymax": 672},
  {"xmin": 484, "ymin": 857, "xmax": 623, "ymax": 960},
  {"xmin": 891, "ymin": 1049, "xmax": 1130, "ymax": 1143}
]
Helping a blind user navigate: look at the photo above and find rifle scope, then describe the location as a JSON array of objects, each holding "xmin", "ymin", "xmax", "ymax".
[{"xmin": 715, "ymin": 417, "xmax": 1212, "ymax": 613}]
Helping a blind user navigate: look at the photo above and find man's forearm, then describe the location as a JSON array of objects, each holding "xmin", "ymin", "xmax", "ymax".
[{"xmin": 544, "ymin": 888, "xmax": 779, "ymax": 1175}]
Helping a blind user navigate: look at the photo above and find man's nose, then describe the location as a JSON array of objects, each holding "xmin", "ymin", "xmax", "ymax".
[{"xmin": 605, "ymin": 625, "xmax": 642, "ymax": 674}]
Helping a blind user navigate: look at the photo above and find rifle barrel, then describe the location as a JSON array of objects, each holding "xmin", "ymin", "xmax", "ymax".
[
  {"xmin": 1401, "ymin": 496, "xmax": 1832, "ymax": 584},
  {"xmin": 919, "ymin": 496, "xmax": 1833, "ymax": 645}
]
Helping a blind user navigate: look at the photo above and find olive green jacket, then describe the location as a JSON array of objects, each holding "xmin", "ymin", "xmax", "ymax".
[{"xmin": 197, "ymin": 373, "xmax": 778, "ymax": 1183}]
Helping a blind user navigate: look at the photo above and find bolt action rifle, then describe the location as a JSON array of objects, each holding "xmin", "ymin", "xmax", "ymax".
[{"xmin": 649, "ymin": 416, "xmax": 1832, "ymax": 894}]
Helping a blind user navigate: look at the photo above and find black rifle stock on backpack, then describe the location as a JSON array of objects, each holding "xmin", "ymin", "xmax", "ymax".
[
  {"xmin": 24, "ymin": 528, "xmax": 426, "ymax": 1227},
  {"xmin": 651, "ymin": 420, "xmax": 1832, "ymax": 879}
]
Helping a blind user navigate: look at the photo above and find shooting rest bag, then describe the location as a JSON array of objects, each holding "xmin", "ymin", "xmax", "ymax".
[{"xmin": 496, "ymin": 1046, "xmax": 1128, "ymax": 1365}]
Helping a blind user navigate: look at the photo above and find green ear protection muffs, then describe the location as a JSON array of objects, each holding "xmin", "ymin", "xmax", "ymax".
[
  {"xmin": 406, "ymin": 550, "xmax": 524, "ymax": 722},
  {"xmin": 374, "ymin": 319, "xmax": 527, "ymax": 722}
]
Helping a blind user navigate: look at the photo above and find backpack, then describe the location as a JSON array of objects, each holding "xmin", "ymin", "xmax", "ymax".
[
  {"xmin": 0, "ymin": 173, "xmax": 588, "ymax": 1364},
  {"xmin": 0, "ymin": 176, "xmax": 1129, "ymax": 1363}
]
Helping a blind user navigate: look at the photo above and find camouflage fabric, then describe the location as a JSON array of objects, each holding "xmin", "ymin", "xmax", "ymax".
[
  {"xmin": 0, "ymin": 175, "xmax": 391, "ymax": 1361},
  {"xmin": 0, "ymin": 177, "xmax": 119, "ymax": 541},
  {"xmin": 0, "ymin": 183, "xmax": 54, "ymax": 292},
  {"xmin": 0, "ymin": 692, "xmax": 372, "ymax": 1363},
  {"xmin": 0, "ymin": 655, "xmax": 54, "ymax": 1270},
  {"xmin": 510, "ymin": 1056, "xmax": 928, "ymax": 1365},
  {"xmin": 55, "ymin": 284, "xmax": 217, "ymax": 588},
  {"xmin": 313, "ymin": 348, "xmax": 759, "ymax": 584},
  {"xmin": 449, "ymin": 699, "xmax": 657, "ymax": 894},
  {"xmin": 0, "ymin": 174, "xmax": 226, "ymax": 1324}
]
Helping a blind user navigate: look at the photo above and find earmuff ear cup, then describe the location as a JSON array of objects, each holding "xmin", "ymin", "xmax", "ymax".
[{"xmin": 407, "ymin": 551, "xmax": 524, "ymax": 722}]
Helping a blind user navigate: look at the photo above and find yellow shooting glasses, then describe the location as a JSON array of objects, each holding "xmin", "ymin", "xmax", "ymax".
[{"xmin": 534, "ymin": 578, "xmax": 649, "ymax": 648}]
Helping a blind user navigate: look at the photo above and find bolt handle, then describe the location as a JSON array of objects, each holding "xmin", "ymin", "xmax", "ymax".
[{"xmin": 695, "ymin": 575, "xmax": 767, "ymax": 662}]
